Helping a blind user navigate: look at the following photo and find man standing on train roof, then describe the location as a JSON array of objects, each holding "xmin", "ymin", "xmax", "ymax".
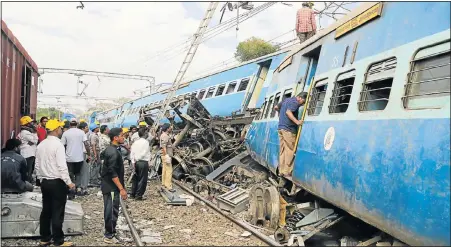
[
  {"xmin": 37, "ymin": 116, "xmax": 48, "ymax": 144},
  {"xmin": 275, "ymin": 92, "xmax": 308, "ymax": 178},
  {"xmin": 1, "ymin": 139, "xmax": 34, "ymax": 193},
  {"xmin": 100, "ymin": 127, "xmax": 127, "ymax": 244},
  {"xmin": 296, "ymin": 2, "xmax": 317, "ymax": 44},
  {"xmin": 160, "ymin": 123, "xmax": 175, "ymax": 192},
  {"xmin": 35, "ymin": 119, "xmax": 75, "ymax": 247}
]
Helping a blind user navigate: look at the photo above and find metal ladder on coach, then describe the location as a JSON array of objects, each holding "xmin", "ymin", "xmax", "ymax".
[{"xmin": 152, "ymin": 2, "xmax": 219, "ymax": 129}]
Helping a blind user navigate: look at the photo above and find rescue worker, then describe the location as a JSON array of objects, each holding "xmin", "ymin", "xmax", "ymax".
[
  {"xmin": 296, "ymin": 2, "xmax": 317, "ymax": 44},
  {"xmin": 89, "ymin": 123, "xmax": 101, "ymax": 186},
  {"xmin": 18, "ymin": 116, "xmax": 39, "ymax": 183},
  {"xmin": 100, "ymin": 128, "xmax": 127, "ymax": 244},
  {"xmin": 35, "ymin": 119, "xmax": 75, "ymax": 247},
  {"xmin": 99, "ymin": 125, "xmax": 110, "ymax": 153},
  {"xmin": 61, "ymin": 118, "xmax": 91, "ymax": 200},
  {"xmin": 130, "ymin": 128, "xmax": 150, "ymax": 200},
  {"xmin": 37, "ymin": 116, "xmax": 48, "ymax": 144},
  {"xmin": 1, "ymin": 139, "xmax": 33, "ymax": 193},
  {"xmin": 275, "ymin": 92, "xmax": 307, "ymax": 178},
  {"xmin": 120, "ymin": 128, "xmax": 131, "ymax": 164},
  {"xmin": 160, "ymin": 123, "xmax": 175, "ymax": 192}
]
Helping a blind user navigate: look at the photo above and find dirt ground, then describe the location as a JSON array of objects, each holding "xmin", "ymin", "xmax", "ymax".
[{"xmin": 1, "ymin": 179, "xmax": 267, "ymax": 246}]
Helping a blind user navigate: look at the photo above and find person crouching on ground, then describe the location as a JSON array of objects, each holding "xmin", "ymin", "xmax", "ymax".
[
  {"xmin": 100, "ymin": 127, "xmax": 127, "ymax": 244},
  {"xmin": 160, "ymin": 123, "xmax": 175, "ymax": 192},
  {"xmin": 35, "ymin": 119, "xmax": 75, "ymax": 247},
  {"xmin": 1, "ymin": 139, "xmax": 34, "ymax": 193}
]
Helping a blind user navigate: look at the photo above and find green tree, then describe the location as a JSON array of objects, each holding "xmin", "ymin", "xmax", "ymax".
[
  {"xmin": 36, "ymin": 107, "xmax": 64, "ymax": 121},
  {"xmin": 234, "ymin": 37, "xmax": 280, "ymax": 62}
]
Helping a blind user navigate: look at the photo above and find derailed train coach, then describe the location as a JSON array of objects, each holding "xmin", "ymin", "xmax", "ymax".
[
  {"xmin": 245, "ymin": 2, "xmax": 450, "ymax": 246},
  {"xmin": 96, "ymin": 48, "xmax": 290, "ymax": 127},
  {"xmin": 1, "ymin": 20, "xmax": 39, "ymax": 147}
]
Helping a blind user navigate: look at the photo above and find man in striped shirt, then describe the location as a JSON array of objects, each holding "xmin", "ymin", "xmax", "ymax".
[{"xmin": 296, "ymin": 2, "xmax": 317, "ymax": 44}]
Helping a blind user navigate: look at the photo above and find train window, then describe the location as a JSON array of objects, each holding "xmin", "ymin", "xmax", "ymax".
[
  {"xmin": 358, "ymin": 57, "xmax": 397, "ymax": 111},
  {"xmin": 264, "ymin": 96, "xmax": 274, "ymax": 119},
  {"xmin": 308, "ymin": 78, "xmax": 328, "ymax": 116},
  {"xmin": 283, "ymin": 89, "xmax": 293, "ymax": 100},
  {"xmin": 216, "ymin": 84, "xmax": 226, "ymax": 96},
  {"xmin": 403, "ymin": 41, "xmax": 450, "ymax": 109},
  {"xmin": 226, "ymin": 82, "xmax": 237, "ymax": 94},
  {"xmin": 329, "ymin": 70, "xmax": 356, "ymax": 114},
  {"xmin": 198, "ymin": 89, "xmax": 206, "ymax": 99},
  {"xmin": 271, "ymin": 93, "xmax": 281, "ymax": 118},
  {"xmin": 191, "ymin": 91, "xmax": 198, "ymax": 97},
  {"xmin": 258, "ymin": 100, "xmax": 267, "ymax": 120},
  {"xmin": 205, "ymin": 86, "xmax": 216, "ymax": 98},
  {"xmin": 238, "ymin": 78, "xmax": 250, "ymax": 92}
]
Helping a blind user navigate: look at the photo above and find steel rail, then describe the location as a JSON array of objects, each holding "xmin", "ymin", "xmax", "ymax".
[
  {"xmin": 172, "ymin": 179, "xmax": 283, "ymax": 246},
  {"xmin": 120, "ymin": 198, "xmax": 144, "ymax": 246}
]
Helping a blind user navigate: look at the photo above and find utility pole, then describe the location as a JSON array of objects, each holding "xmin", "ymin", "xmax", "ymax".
[{"xmin": 153, "ymin": 2, "xmax": 219, "ymax": 128}]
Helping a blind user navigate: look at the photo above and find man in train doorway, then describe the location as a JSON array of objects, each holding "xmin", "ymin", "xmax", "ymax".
[
  {"xmin": 160, "ymin": 123, "xmax": 175, "ymax": 192},
  {"xmin": 275, "ymin": 92, "xmax": 307, "ymax": 178},
  {"xmin": 296, "ymin": 2, "xmax": 317, "ymax": 44}
]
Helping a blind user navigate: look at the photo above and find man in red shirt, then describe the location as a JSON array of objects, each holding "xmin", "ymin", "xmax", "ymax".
[
  {"xmin": 37, "ymin": 117, "xmax": 48, "ymax": 144},
  {"xmin": 296, "ymin": 2, "xmax": 317, "ymax": 44}
]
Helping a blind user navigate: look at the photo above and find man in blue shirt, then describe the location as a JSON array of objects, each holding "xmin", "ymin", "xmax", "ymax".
[{"xmin": 275, "ymin": 92, "xmax": 307, "ymax": 177}]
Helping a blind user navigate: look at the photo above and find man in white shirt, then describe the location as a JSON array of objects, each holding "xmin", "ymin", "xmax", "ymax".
[
  {"xmin": 61, "ymin": 119, "xmax": 90, "ymax": 200},
  {"xmin": 130, "ymin": 128, "xmax": 151, "ymax": 200},
  {"xmin": 35, "ymin": 119, "xmax": 75, "ymax": 247}
]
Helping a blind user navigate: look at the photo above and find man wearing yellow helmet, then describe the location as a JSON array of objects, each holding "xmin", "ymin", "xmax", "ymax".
[
  {"xmin": 35, "ymin": 119, "xmax": 75, "ymax": 247},
  {"xmin": 18, "ymin": 116, "xmax": 39, "ymax": 183}
]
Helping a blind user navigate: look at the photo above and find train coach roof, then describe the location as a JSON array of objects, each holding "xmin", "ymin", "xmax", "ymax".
[{"xmin": 1, "ymin": 20, "xmax": 38, "ymax": 72}]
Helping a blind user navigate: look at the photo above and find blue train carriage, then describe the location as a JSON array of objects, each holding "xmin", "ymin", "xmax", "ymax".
[
  {"xmin": 115, "ymin": 49, "xmax": 290, "ymax": 127},
  {"xmin": 245, "ymin": 2, "xmax": 450, "ymax": 246}
]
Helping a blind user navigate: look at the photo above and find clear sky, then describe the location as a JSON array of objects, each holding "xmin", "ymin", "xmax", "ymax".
[{"xmin": 2, "ymin": 2, "xmax": 358, "ymax": 113}]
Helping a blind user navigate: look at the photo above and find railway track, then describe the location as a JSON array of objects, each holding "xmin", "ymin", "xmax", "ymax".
[{"xmin": 119, "ymin": 178, "xmax": 279, "ymax": 246}]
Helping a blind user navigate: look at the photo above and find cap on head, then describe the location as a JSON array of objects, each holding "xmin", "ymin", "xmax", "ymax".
[
  {"xmin": 138, "ymin": 121, "xmax": 147, "ymax": 127},
  {"xmin": 95, "ymin": 121, "xmax": 100, "ymax": 125},
  {"xmin": 46, "ymin": 119, "xmax": 64, "ymax": 131},
  {"xmin": 122, "ymin": 128, "xmax": 129, "ymax": 133},
  {"xmin": 20, "ymin": 116, "xmax": 33, "ymax": 126},
  {"xmin": 89, "ymin": 123, "xmax": 99, "ymax": 131},
  {"xmin": 80, "ymin": 119, "xmax": 86, "ymax": 123}
]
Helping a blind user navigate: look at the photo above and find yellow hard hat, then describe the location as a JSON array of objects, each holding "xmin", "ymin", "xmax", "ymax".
[
  {"xmin": 80, "ymin": 119, "xmax": 86, "ymax": 123},
  {"xmin": 63, "ymin": 119, "xmax": 68, "ymax": 122},
  {"xmin": 46, "ymin": 119, "xmax": 64, "ymax": 131},
  {"xmin": 138, "ymin": 121, "xmax": 147, "ymax": 126},
  {"xmin": 95, "ymin": 121, "xmax": 100, "ymax": 125},
  {"xmin": 122, "ymin": 128, "xmax": 129, "ymax": 133},
  {"xmin": 20, "ymin": 116, "xmax": 33, "ymax": 126}
]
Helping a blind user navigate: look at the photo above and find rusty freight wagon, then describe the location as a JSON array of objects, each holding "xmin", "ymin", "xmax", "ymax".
[{"xmin": 1, "ymin": 20, "xmax": 39, "ymax": 147}]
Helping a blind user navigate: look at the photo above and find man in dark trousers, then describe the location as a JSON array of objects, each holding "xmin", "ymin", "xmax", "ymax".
[
  {"xmin": 35, "ymin": 119, "xmax": 75, "ymax": 247},
  {"xmin": 1, "ymin": 139, "xmax": 33, "ymax": 193},
  {"xmin": 274, "ymin": 92, "xmax": 307, "ymax": 178},
  {"xmin": 100, "ymin": 127, "xmax": 127, "ymax": 244},
  {"xmin": 130, "ymin": 128, "xmax": 150, "ymax": 200}
]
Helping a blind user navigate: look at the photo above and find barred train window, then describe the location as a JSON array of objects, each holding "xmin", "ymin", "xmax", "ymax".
[
  {"xmin": 358, "ymin": 57, "xmax": 397, "ymax": 111},
  {"xmin": 238, "ymin": 78, "xmax": 250, "ymax": 92},
  {"xmin": 191, "ymin": 91, "xmax": 197, "ymax": 97},
  {"xmin": 226, "ymin": 82, "xmax": 237, "ymax": 94},
  {"xmin": 198, "ymin": 89, "xmax": 206, "ymax": 99},
  {"xmin": 308, "ymin": 79, "xmax": 328, "ymax": 115},
  {"xmin": 216, "ymin": 84, "xmax": 226, "ymax": 96},
  {"xmin": 404, "ymin": 41, "xmax": 450, "ymax": 109},
  {"xmin": 264, "ymin": 96, "xmax": 274, "ymax": 119},
  {"xmin": 205, "ymin": 86, "xmax": 216, "ymax": 98},
  {"xmin": 257, "ymin": 100, "xmax": 267, "ymax": 120},
  {"xmin": 329, "ymin": 70, "xmax": 356, "ymax": 113},
  {"xmin": 270, "ymin": 93, "xmax": 281, "ymax": 118}
]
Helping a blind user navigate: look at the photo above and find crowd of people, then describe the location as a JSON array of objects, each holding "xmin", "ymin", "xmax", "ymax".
[{"xmin": 1, "ymin": 115, "xmax": 175, "ymax": 246}]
